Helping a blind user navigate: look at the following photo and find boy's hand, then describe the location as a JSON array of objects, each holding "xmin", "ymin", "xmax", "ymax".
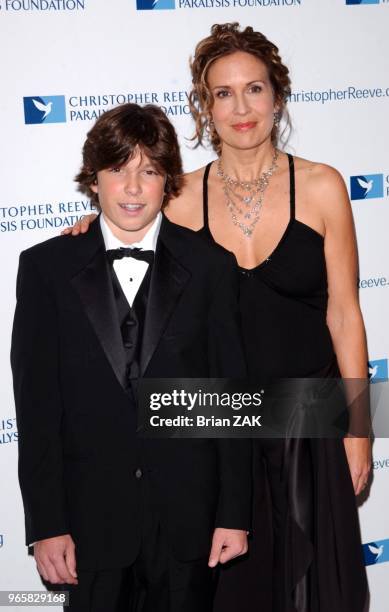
[
  {"xmin": 208, "ymin": 528, "xmax": 248, "ymax": 567},
  {"xmin": 34, "ymin": 534, "xmax": 78, "ymax": 585}
]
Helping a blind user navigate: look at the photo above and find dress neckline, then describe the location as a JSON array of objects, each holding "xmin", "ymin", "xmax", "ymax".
[{"xmin": 201, "ymin": 154, "xmax": 324, "ymax": 273}]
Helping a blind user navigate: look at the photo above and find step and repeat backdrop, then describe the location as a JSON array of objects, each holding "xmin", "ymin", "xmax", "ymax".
[{"xmin": 1, "ymin": 0, "xmax": 388, "ymax": 610}]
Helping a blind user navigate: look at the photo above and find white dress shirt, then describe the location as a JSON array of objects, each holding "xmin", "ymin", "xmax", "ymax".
[{"xmin": 100, "ymin": 213, "xmax": 162, "ymax": 306}]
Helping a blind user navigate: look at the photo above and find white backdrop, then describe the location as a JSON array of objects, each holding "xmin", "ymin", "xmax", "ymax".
[{"xmin": 1, "ymin": 0, "xmax": 388, "ymax": 610}]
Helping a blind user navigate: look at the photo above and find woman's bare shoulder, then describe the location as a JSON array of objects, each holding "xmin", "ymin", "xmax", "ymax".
[
  {"xmin": 165, "ymin": 166, "xmax": 207, "ymax": 230},
  {"xmin": 293, "ymin": 154, "xmax": 348, "ymax": 210},
  {"xmin": 293, "ymin": 155, "xmax": 345, "ymax": 189}
]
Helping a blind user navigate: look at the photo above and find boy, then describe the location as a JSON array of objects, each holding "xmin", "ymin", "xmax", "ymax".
[{"xmin": 11, "ymin": 103, "xmax": 251, "ymax": 611}]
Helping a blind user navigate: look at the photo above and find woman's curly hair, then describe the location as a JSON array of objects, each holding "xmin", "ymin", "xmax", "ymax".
[{"xmin": 189, "ymin": 23, "xmax": 292, "ymax": 154}]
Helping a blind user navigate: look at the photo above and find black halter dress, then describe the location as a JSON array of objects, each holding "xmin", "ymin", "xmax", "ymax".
[{"xmin": 199, "ymin": 155, "xmax": 368, "ymax": 612}]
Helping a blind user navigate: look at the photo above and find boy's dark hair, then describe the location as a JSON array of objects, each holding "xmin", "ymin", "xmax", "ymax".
[{"xmin": 75, "ymin": 103, "xmax": 183, "ymax": 208}]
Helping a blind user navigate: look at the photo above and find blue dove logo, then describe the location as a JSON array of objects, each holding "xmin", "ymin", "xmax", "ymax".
[
  {"xmin": 346, "ymin": 1, "xmax": 379, "ymax": 4},
  {"xmin": 350, "ymin": 174, "xmax": 384, "ymax": 200},
  {"xmin": 136, "ymin": 0, "xmax": 175, "ymax": 9},
  {"xmin": 23, "ymin": 95, "xmax": 66, "ymax": 124},
  {"xmin": 363, "ymin": 539, "xmax": 389, "ymax": 566},
  {"xmin": 368, "ymin": 359, "xmax": 388, "ymax": 383}
]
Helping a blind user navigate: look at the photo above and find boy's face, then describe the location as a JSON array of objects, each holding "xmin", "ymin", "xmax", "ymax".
[{"xmin": 91, "ymin": 148, "xmax": 166, "ymax": 244}]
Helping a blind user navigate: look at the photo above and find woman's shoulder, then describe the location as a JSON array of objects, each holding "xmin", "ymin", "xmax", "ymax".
[
  {"xmin": 295, "ymin": 157, "xmax": 352, "ymax": 233},
  {"xmin": 293, "ymin": 155, "xmax": 348, "ymax": 204},
  {"xmin": 293, "ymin": 155, "xmax": 346, "ymax": 191},
  {"xmin": 165, "ymin": 164, "xmax": 209, "ymax": 230},
  {"xmin": 183, "ymin": 165, "xmax": 207, "ymax": 194}
]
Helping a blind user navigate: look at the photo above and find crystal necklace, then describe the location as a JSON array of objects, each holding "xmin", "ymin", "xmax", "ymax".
[{"xmin": 217, "ymin": 149, "xmax": 279, "ymax": 237}]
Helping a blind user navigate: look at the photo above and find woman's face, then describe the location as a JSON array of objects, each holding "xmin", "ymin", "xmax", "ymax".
[{"xmin": 207, "ymin": 51, "xmax": 277, "ymax": 153}]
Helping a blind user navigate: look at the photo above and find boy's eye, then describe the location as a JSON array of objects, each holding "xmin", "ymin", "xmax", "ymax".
[{"xmin": 144, "ymin": 169, "xmax": 159, "ymax": 176}]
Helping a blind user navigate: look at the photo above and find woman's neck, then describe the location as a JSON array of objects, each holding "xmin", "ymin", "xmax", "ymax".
[{"xmin": 219, "ymin": 141, "xmax": 277, "ymax": 183}]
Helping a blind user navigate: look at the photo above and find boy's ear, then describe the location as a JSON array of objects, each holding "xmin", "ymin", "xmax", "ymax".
[{"xmin": 90, "ymin": 179, "xmax": 98, "ymax": 194}]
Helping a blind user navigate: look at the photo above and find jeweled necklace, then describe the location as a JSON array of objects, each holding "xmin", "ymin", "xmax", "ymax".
[{"xmin": 217, "ymin": 148, "xmax": 279, "ymax": 237}]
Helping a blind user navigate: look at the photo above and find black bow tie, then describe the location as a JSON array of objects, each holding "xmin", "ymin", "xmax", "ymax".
[{"xmin": 106, "ymin": 247, "xmax": 154, "ymax": 266}]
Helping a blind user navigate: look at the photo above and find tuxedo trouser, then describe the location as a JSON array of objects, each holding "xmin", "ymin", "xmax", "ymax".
[{"xmin": 62, "ymin": 473, "xmax": 216, "ymax": 612}]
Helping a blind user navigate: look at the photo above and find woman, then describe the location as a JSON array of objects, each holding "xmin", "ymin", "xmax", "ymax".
[{"xmin": 66, "ymin": 23, "xmax": 371, "ymax": 612}]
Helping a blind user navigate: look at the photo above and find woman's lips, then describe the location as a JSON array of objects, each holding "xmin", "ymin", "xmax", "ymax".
[{"xmin": 232, "ymin": 122, "xmax": 257, "ymax": 131}]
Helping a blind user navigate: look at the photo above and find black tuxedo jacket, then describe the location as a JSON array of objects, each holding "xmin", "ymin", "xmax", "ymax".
[{"xmin": 11, "ymin": 216, "xmax": 252, "ymax": 570}]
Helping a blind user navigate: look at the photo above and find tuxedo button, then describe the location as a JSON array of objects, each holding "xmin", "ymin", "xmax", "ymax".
[
  {"xmin": 125, "ymin": 319, "xmax": 136, "ymax": 327},
  {"xmin": 134, "ymin": 468, "xmax": 143, "ymax": 479},
  {"xmin": 124, "ymin": 341, "xmax": 133, "ymax": 349}
]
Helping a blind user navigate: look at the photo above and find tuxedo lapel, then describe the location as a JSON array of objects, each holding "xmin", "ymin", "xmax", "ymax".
[
  {"xmin": 140, "ymin": 225, "xmax": 191, "ymax": 376},
  {"xmin": 70, "ymin": 220, "xmax": 128, "ymax": 390}
]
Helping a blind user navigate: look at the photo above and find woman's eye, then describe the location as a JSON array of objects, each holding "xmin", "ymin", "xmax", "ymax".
[
  {"xmin": 215, "ymin": 90, "xmax": 230, "ymax": 99},
  {"xmin": 144, "ymin": 169, "xmax": 158, "ymax": 176},
  {"xmin": 249, "ymin": 84, "xmax": 262, "ymax": 93},
  {"xmin": 109, "ymin": 167, "xmax": 122, "ymax": 173}
]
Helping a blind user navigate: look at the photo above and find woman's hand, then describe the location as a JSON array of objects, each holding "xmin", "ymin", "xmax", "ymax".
[
  {"xmin": 61, "ymin": 214, "xmax": 97, "ymax": 235},
  {"xmin": 343, "ymin": 436, "xmax": 371, "ymax": 496}
]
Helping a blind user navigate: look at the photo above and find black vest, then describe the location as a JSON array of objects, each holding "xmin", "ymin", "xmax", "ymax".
[
  {"xmin": 109, "ymin": 263, "xmax": 153, "ymax": 483},
  {"xmin": 109, "ymin": 264, "xmax": 152, "ymax": 390}
]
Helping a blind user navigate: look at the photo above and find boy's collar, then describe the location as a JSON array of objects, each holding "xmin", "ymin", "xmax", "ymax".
[{"xmin": 100, "ymin": 212, "xmax": 162, "ymax": 252}]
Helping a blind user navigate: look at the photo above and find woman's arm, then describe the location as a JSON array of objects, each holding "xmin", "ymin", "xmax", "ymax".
[
  {"xmin": 310, "ymin": 164, "xmax": 371, "ymax": 495},
  {"xmin": 61, "ymin": 214, "xmax": 97, "ymax": 235}
]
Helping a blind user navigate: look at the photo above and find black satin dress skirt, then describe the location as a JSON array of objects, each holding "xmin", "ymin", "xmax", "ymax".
[{"xmin": 214, "ymin": 359, "xmax": 368, "ymax": 612}]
